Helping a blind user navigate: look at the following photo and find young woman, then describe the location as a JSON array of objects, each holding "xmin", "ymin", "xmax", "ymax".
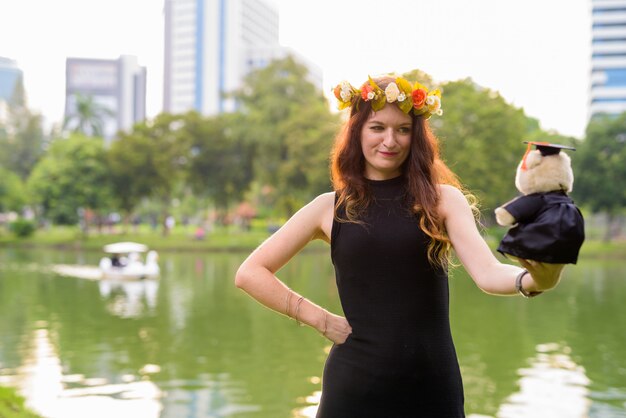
[{"xmin": 235, "ymin": 75, "xmax": 564, "ymax": 417}]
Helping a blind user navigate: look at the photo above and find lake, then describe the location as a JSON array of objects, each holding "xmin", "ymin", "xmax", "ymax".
[{"xmin": 0, "ymin": 248, "xmax": 625, "ymax": 418}]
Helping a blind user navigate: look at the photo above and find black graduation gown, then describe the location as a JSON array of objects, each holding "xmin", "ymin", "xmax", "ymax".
[{"xmin": 497, "ymin": 191, "xmax": 585, "ymax": 264}]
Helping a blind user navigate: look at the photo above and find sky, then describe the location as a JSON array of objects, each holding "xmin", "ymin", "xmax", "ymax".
[{"xmin": 1, "ymin": 0, "xmax": 591, "ymax": 138}]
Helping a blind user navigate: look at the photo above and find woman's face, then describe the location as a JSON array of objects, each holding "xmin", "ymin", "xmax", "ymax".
[{"xmin": 360, "ymin": 104, "xmax": 412, "ymax": 180}]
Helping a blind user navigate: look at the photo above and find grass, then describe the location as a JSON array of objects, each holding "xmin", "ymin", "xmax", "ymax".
[
  {"xmin": 0, "ymin": 220, "xmax": 327, "ymax": 253},
  {"xmin": 0, "ymin": 386, "xmax": 43, "ymax": 418},
  {"xmin": 0, "ymin": 221, "xmax": 624, "ymax": 258}
]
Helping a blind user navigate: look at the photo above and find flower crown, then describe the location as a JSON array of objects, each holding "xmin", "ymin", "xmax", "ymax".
[{"xmin": 332, "ymin": 76, "xmax": 443, "ymax": 119}]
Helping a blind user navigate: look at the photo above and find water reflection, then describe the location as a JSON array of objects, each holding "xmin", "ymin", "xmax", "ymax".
[
  {"xmin": 98, "ymin": 278, "xmax": 159, "ymax": 318},
  {"xmin": 497, "ymin": 343, "xmax": 590, "ymax": 418},
  {"xmin": 159, "ymin": 375, "xmax": 261, "ymax": 418},
  {"xmin": 292, "ymin": 389, "xmax": 321, "ymax": 418},
  {"xmin": 1, "ymin": 249, "xmax": 626, "ymax": 417},
  {"xmin": 0, "ymin": 325, "xmax": 163, "ymax": 418}
]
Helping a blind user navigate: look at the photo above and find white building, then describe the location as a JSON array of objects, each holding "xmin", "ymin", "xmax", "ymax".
[
  {"xmin": 590, "ymin": 0, "xmax": 626, "ymax": 117},
  {"xmin": 163, "ymin": 0, "xmax": 322, "ymax": 115},
  {"xmin": 65, "ymin": 56, "xmax": 146, "ymax": 142}
]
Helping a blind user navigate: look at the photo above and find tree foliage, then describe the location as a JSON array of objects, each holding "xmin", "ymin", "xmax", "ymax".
[
  {"xmin": 0, "ymin": 85, "xmax": 46, "ymax": 180},
  {"xmin": 233, "ymin": 56, "xmax": 340, "ymax": 215},
  {"xmin": 573, "ymin": 114, "xmax": 626, "ymax": 239},
  {"xmin": 63, "ymin": 93, "xmax": 114, "ymax": 137},
  {"xmin": 0, "ymin": 166, "xmax": 24, "ymax": 212},
  {"xmin": 186, "ymin": 112, "xmax": 254, "ymax": 210},
  {"xmin": 110, "ymin": 113, "xmax": 192, "ymax": 228},
  {"xmin": 432, "ymin": 79, "xmax": 534, "ymax": 218},
  {"xmin": 27, "ymin": 135, "xmax": 112, "ymax": 224}
]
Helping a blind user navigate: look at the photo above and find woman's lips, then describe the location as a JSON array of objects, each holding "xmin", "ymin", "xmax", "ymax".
[{"xmin": 379, "ymin": 151, "xmax": 397, "ymax": 157}]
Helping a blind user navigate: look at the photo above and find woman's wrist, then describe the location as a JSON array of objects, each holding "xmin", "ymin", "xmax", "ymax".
[
  {"xmin": 289, "ymin": 295, "xmax": 328, "ymax": 332},
  {"xmin": 516, "ymin": 269, "xmax": 543, "ymax": 298}
]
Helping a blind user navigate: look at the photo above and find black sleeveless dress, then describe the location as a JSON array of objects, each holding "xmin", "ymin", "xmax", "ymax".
[{"xmin": 317, "ymin": 176, "xmax": 465, "ymax": 418}]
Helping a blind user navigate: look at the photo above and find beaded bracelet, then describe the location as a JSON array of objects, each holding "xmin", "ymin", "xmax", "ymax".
[
  {"xmin": 320, "ymin": 309, "xmax": 328, "ymax": 337},
  {"xmin": 294, "ymin": 296, "xmax": 305, "ymax": 326},
  {"xmin": 285, "ymin": 288, "xmax": 293, "ymax": 316}
]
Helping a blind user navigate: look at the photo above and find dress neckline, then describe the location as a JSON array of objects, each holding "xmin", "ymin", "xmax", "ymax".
[
  {"xmin": 365, "ymin": 175, "xmax": 406, "ymax": 200},
  {"xmin": 365, "ymin": 175, "xmax": 405, "ymax": 186}
]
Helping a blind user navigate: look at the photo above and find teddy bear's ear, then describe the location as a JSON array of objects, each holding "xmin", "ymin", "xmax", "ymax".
[{"xmin": 525, "ymin": 150, "xmax": 542, "ymax": 169}]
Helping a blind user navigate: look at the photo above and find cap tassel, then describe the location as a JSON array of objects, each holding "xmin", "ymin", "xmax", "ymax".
[
  {"xmin": 520, "ymin": 142, "xmax": 533, "ymax": 171},
  {"xmin": 520, "ymin": 141, "xmax": 550, "ymax": 170}
]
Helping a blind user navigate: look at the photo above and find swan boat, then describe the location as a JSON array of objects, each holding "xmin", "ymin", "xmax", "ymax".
[{"xmin": 98, "ymin": 242, "xmax": 160, "ymax": 280}]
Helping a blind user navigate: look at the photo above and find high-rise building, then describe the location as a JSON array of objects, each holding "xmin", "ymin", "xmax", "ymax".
[
  {"xmin": 0, "ymin": 57, "xmax": 24, "ymax": 103},
  {"xmin": 65, "ymin": 55, "xmax": 146, "ymax": 142},
  {"xmin": 163, "ymin": 0, "xmax": 322, "ymax": 115},
  {"xmin": 0, "ymin": 57, "xmax": 25, "ymax": 126},
  {"xmin": 590, "ymin": 0, "xmax": 626, "ymax": 117}
]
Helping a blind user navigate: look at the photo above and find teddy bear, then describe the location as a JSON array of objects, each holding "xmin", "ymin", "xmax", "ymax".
[{"xmin": 495, "ymin": 141, "xmax": 585, "ymax": 264}]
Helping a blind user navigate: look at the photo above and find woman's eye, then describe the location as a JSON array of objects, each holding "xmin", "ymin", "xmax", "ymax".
[
  {"xmin": 370, "ymin": 125, "xmax": 384, "ymax": 131},
  {"xmin": 398, "ymin": 127, "xmax": 411, "ymax": 134}
]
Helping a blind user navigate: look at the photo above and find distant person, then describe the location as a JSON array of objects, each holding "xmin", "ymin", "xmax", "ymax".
[
  {"xmin": 164, "ymin": 215, "xmax": 175, "ymax": 236},
  {"xmin": 111, "ymin": 254, "xmax": 122, "ymax": 267},
  {"xmin": 194, "ymin": 226, "xmax": 206, "ymax": 240},
  {"xmin": 235, "ymin": 75, "xmax": 564, "ymax": 417}
]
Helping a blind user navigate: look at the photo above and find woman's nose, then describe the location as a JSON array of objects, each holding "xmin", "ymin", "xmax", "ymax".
[{"xmin": 381, "ymin": 129, "xmax": 395, "ymax": 148}]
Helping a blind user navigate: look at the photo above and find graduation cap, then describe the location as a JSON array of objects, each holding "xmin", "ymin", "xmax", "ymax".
[
  {"xmin": 521, "ymin": 141, "xmax": 576, "ymax": 170},
  {"xmin": 523, "ymin": 141, "xmax": 576, "ymax": 156}
]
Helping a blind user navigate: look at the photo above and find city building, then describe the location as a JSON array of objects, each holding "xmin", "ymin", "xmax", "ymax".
[
  {"xmin": 590, "ymin": 0, "xmax": 626, "ymax": 117},
  {"xmin": 0, "ymin": 57, "xmax": 24, "ymax": 124},
  {"xmin": 0, "ymin": 57, "xmax": 23, "ymax": 104},
  {"xmin": 65, "ymin": 55, "xmax": 146, "ymax": 142},
  {"xmin": 163, "ymin": 0, "xmax": 322, "ymax": 115}
]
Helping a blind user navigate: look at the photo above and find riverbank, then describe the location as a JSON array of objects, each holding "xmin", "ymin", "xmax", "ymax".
[
  {"xmin": 0, "ymin": 386, "xmax": 43, "ymax": 418},
  {"xmin": 1, "ymin": 223, "xmax": 625, "ymax": 259}
]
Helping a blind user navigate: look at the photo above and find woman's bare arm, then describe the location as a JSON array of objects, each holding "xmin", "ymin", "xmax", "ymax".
[
  {"xmin": 235, "ymin": 192, "xmax": 352, "ymax": 343},
  {"xmin": 439, "ymin": 185, "xmax": 563, "ymax": 295}
]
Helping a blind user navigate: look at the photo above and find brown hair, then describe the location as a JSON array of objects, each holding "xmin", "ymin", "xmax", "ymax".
[{"xmin": 330, "ymin": 76, "xmax": 473, "ymax": 267}]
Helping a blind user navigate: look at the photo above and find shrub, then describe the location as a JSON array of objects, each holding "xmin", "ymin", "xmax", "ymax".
[{"xmin": 9, "ymin": 219, "xmax": 36, "ymax": 238}]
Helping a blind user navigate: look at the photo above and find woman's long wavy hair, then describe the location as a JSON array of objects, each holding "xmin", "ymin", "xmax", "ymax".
[{"xmin": 331, "ymin": 76, "xmax": 476, "ymax": 268}]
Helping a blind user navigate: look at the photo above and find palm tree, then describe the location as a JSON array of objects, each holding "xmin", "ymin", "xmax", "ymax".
[{"xmin": 63, "ymin": 93, "xmax": 114, "ymax": 137}]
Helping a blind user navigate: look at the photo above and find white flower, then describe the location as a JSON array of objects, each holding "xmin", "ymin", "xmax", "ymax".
[
  {"xmin": 427, "ymin": 95, "xmax": 441, "ymax": 111},
  {"xmin": 435, "ymin": 108, "xmax": 443, "ymax": 116},
  {"xmin": 384, "ymin": 82, "xmax": 400, "ymax": 103},
  {"xmin": 339, "ymin": 82, "xmax": 353, "ymax": 101},
  {"xmin": 397, "ymin": 92, "xmax": 406, "ymax": 102},
  {"xmin": 367, "ymin": 91, "xmax": 376, "ymax": 100}
]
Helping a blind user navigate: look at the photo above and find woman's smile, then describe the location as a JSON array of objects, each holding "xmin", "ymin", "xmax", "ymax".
[{"xmin": 360, "ymin": 104, "xmax": 412, "ymax": 180}]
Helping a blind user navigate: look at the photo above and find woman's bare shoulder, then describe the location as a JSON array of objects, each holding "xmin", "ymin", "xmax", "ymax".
[
  {"xmin": 308, "ymin": 191, "xmax": 335, "ymax": 242},
  {"xmin": 438, "ymin": 184, "xmax": 466, "ymax": 201},
  {"xmin": 314, "ymin": 191, "xmax": 336, "ymax": 206},
  {"xmin": 437, "ymin": 184, "xmax": 471, "ymax": 218}
]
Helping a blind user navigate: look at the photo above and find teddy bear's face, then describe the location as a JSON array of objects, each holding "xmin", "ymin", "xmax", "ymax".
[{"xmin": 514, "ymin": 150, "xmax": 574, "ymax": 195}]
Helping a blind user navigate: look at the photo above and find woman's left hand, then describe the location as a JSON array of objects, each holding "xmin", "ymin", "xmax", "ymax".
[{"xmin": 519, "ymin": 259, "xmax": 565, "ymax": 291}]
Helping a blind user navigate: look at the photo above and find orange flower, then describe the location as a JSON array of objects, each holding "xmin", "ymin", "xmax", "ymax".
[
  {"xmin": 333, "ymin": 85, "xmax": 342, "ymax": 101},
  {"xmin": 412, "ymin": 89, "xmax": 427, "ymax": 109},
  {"xmin": 361, "ymin": 83, "xmax": 374, "ymax": 101}
]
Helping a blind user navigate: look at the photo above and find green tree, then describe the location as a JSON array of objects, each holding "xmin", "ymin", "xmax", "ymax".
[
  {"xmin": 186, "ymin": 112, "xmax": 254, "ymax": 212},
  {"xmin": 0, "ymin": 79, "xmax": 46, "ymax": 180},
  {"xmin": 27, "ymin": 134, "xmax": 113, "ymax": 225},
  {"xmin": 573, "ymin": 113, "xmax": 626, "ymax": 241},
  {"xmin": 63, "ymin": 93, "xmax": 114, "ymax": 137},
  {"xmin": 0, "ymin": 166, "xmax": 25, "ymax": 212},
  {"xmin": 109, "ymin": 113, "xmax": 191, "ymax": 233},
  {"xmin": 233, "ymin": 56, "xmax": 340, "ymax": 216},
  {"xmin": 432, "ymin": 78, "xmax": 533, "ymax": 219}
]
